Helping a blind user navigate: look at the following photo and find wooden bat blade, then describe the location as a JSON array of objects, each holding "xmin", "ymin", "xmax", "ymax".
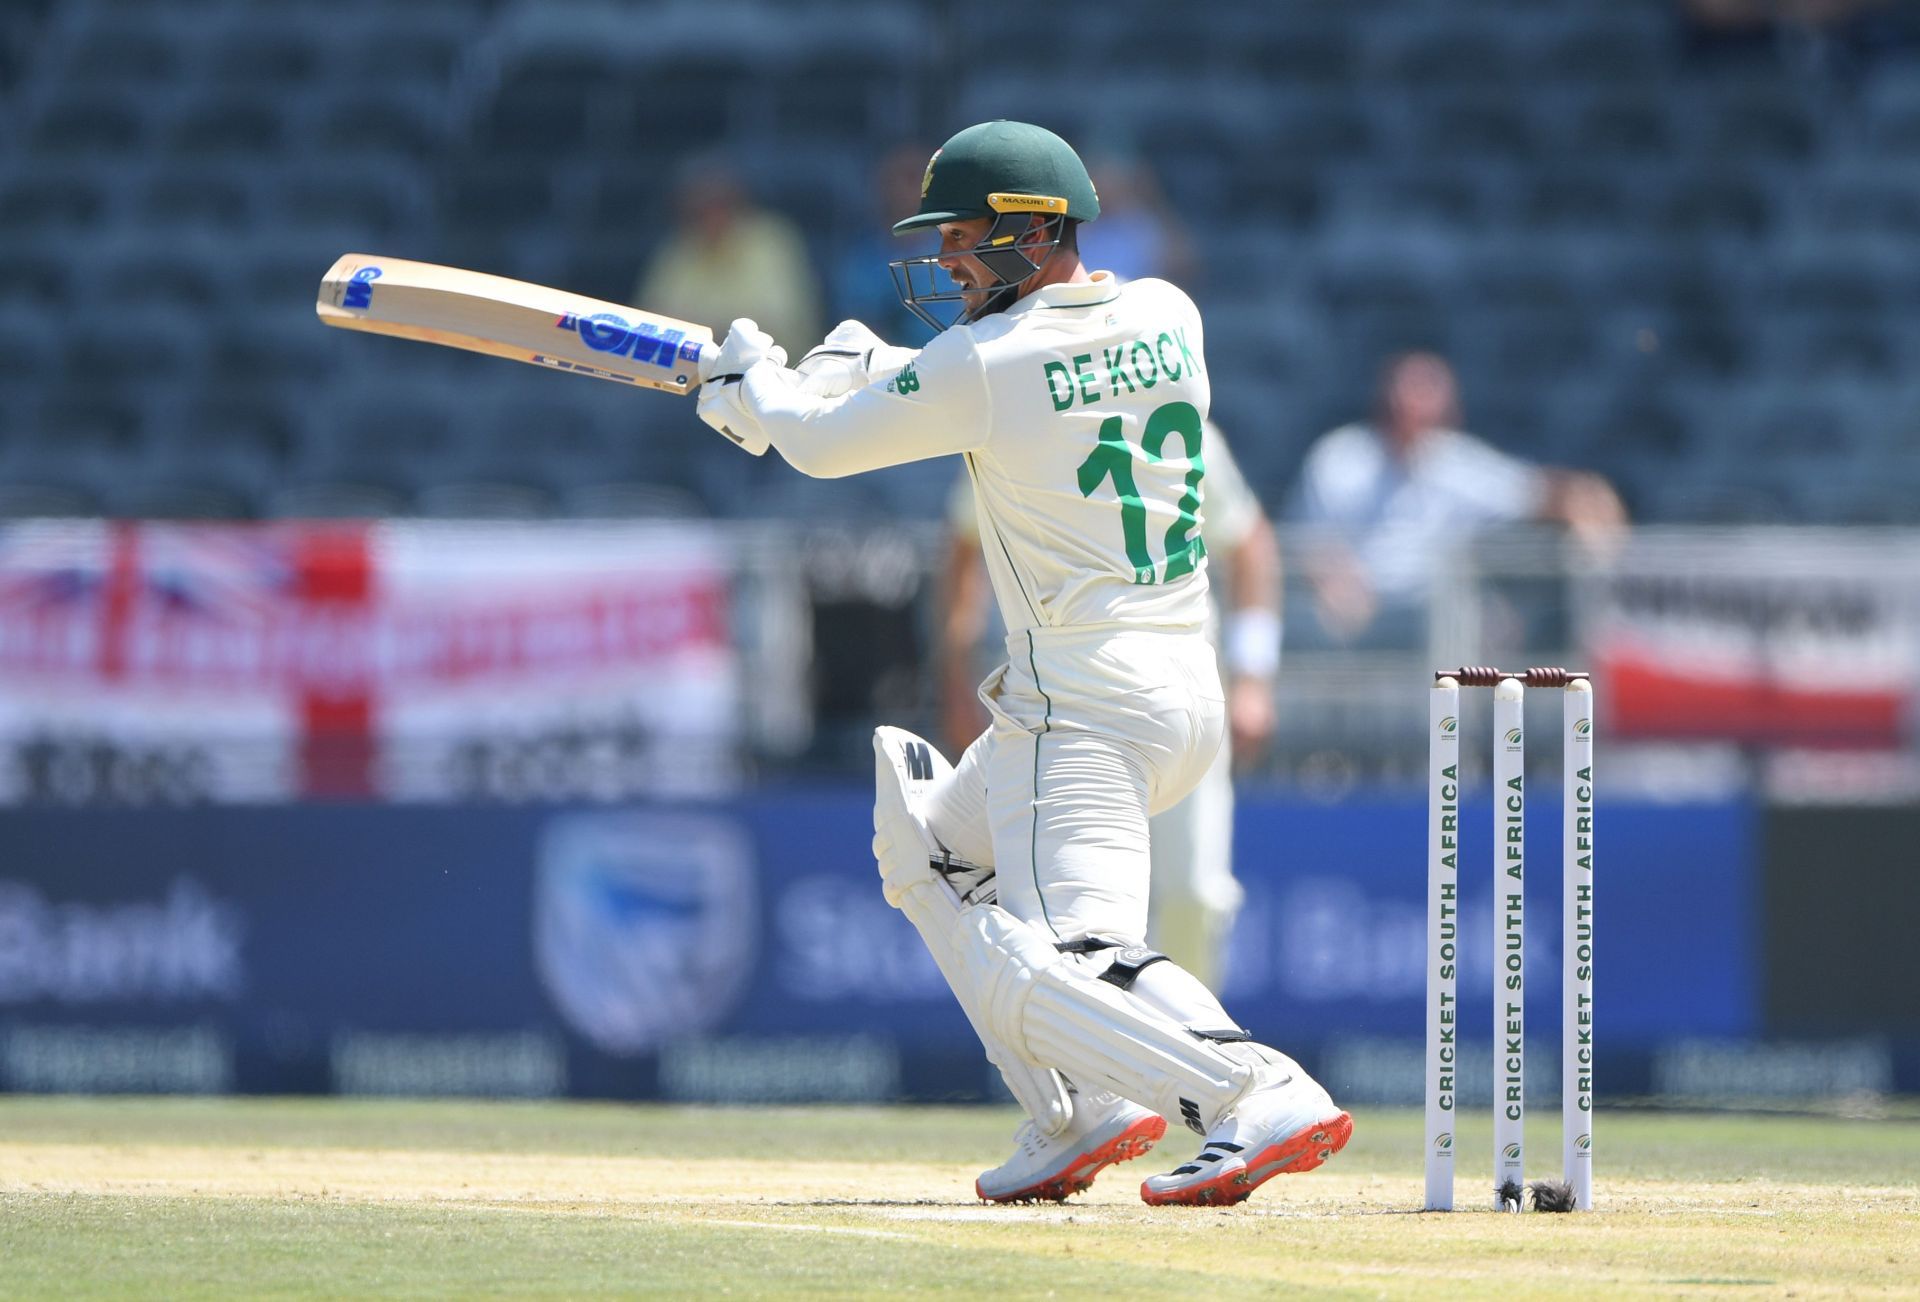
[{"xmin": 316, "ymin": 253, "xmax": 712, "ymax": 394}]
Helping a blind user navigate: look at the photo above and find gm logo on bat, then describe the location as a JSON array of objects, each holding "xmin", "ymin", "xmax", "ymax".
[
  {"xmin": 557, "ymin": 312, "xmax": 698, "ymax": 370},
  {"xmin": 342, "ymin": 266, "xmax": 381, "ymax": 309}
]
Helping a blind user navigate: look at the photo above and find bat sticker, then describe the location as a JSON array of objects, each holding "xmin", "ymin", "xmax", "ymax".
[{"xmin": 342, "ymin": 266, "xmax": 382, "ymax": 309}]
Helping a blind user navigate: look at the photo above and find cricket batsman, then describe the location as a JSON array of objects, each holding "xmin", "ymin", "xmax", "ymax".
[
  {"xmin": 695, "ymin": 120, "xmax": 1350, "ymax": 1206},
  {"xmin": 939, "ymin": 420, "xmax": 1279, "ymax": 994}
]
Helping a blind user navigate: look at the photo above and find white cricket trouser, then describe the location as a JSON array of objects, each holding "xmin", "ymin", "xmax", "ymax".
[
  {"xmin": 922, "ymin": 624, "xmax": 1226, "ymax": 946},
  {"xmin": 1146, "ymin": 733, "xmax": 1243, "ymax": 989}
]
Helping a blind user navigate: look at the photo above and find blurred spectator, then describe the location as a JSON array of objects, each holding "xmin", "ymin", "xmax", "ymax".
[
  {"xmin": 1285, "ymin": 352, "xmax": 1627, "ymax": 650},
  {"xmin": 1679, "ymin": 0, "xmax": 1913, "ymax": 71},
  {"xmin": 828, "ymin": 141, "xmax": 937, "ymax": 347},
  {"xmin": 938, "ymin": 423, "xmax": 1280, "ymax": 988},
  {"xmin": 633, "ymin": 160, "xmax": 821, "ymax": 357},
  {"xmin": 1081, "ymin": 153, "xmax": 1200, "ymax": 289}
]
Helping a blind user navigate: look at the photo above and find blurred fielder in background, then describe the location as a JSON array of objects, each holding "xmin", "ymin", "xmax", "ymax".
[
  {"xmin": 1287, "ymin": 351, "xmax": 1628, "ymax": 650},
  {"xmin": 693, "ymin": 119, "xmax": 1349, "ymax": 1206},
  {"xmin": 938, "ymin": 423, "xmax": 1281, "ymax": 991}
]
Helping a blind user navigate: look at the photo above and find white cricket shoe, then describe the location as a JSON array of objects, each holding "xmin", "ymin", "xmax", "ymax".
[
  {"xmin": 977, "ymin": 1090, "xmax": 1167, "ymax": 1203},
  {"xmin": 1140, "ymin": 1049, "xmax": 1352, "ymax": 1207}
]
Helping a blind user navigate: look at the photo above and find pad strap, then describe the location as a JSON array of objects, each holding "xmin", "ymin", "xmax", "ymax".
[
  {"xmin": 966, "ymin": 907, "xmax": 1256, "ymax": 1130},
  {"xmin": 1054, "ymin": 937, "xmax": 1175, "ymax": 991},
  {"xmin": 1057, "ymin": 937, "xmax": 1251, "ymax": 1039}
]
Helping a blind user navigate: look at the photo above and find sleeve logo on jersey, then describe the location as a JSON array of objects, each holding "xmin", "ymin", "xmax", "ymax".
[
  {"xmin": 888, "ymin": 362, "xmax": 922, "ymax": 395},
  {"xmin": 1041, "ymin": 327, "xmax": 1198, "ymax": 411},
  {"xmin": 557, "ymin": 312, "xmax": 685, "ymax": 370}
]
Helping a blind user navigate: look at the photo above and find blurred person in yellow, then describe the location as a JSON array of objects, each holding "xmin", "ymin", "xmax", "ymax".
[
  {"xmin": 634, "ymin": 160, "xmax": 821, "ymax": 357},
  {"xmin": 936, "ymin": 419, "xmax": 1280, "ymax": 992}
]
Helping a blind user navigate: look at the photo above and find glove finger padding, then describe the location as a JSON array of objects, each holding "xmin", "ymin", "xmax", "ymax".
[
  {"xmin": 795, "ymin": 320, "xmax": 923, "ymax": 399},
  {"xmin": 796, "ymin": 319, "xmax": 886, "ymax": 399},
  {"xmin": 809, "ymin": 319, "xmax": 887, "ymax": 358},
  {"xmin": 698, "ymin": 317, "xmax": 785, "ymax": 385}
]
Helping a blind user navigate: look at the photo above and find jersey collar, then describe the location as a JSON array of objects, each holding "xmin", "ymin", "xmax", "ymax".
[{"xmin": 1008, "ymin": 269, "xmax": 1123, "ymax": 315}]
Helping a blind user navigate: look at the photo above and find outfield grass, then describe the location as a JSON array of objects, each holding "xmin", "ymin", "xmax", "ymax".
[{"xmin": 2, "ymin": 1097, "xmax": 1916, "ymax": 1299}]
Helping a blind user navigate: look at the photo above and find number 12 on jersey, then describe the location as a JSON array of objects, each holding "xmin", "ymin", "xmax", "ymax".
[{"xmin": 1075, "ymin": 400, "xmax": 1207, "ymax": 585}]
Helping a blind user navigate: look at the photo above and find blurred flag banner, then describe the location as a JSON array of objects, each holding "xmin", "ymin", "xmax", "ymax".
[
  {"xmin": 0, "ymin": 521, "xmax": 740, "ymax": 804},
  {"xmin": 1588, "ymin": 533, "xmax": 1919, "ymax": 747}
]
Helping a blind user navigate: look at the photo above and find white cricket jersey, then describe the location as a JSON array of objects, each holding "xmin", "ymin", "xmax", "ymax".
[
  {"xmin": 948, "ymin": 417, "xmax": 1260, "ymax": 644},
  {"xmin": 951, "ymin": 418, "xmax": 1256, "ymax": 551},
  {"xmin": 742, "ymin": 271, "xmax": 1213, "ymax": 635}
]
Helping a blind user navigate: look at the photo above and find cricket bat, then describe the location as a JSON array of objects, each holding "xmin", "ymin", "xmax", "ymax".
[{"xmin": 316, "ymin": 253, "xmax": 712, "ymax": 393}]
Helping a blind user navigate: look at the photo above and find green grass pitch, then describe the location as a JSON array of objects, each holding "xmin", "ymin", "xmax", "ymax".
[{"xmin": 2, "ymin": 1096, "xmax": 1915, "ymax": 1298}]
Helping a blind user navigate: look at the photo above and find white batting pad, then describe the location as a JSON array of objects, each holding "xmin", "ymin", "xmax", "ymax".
[
  {"xmin": 873, "ymin": 727, "xmax": 1073, "ymax": 1136},
  {"xmin": 1113, "ymin": 956, "xmax": 1245, "ymax": 1041},
  {"xmin": 959, "ymin": 904, "xmax": 1254, "ymax": 1131}
]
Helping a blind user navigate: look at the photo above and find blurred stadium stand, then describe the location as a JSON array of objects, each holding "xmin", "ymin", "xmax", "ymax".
[{"xmin": 0, "ymin": 0, "xmax": 1917, "ymax": 521}]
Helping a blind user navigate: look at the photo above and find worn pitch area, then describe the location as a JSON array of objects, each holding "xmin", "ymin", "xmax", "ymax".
[{"xmin": 2, "ymin": 1098, "xmax": 1915, "ymax": 1298}]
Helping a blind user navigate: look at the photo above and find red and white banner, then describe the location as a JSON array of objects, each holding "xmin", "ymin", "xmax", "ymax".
[
  {"xmin": 1587, "ymin": 533, "xmax": 1920, "ymax": 747},
  {"xmin": 0, "ymin": 521, "xmax": 739, "ymax": 803}
]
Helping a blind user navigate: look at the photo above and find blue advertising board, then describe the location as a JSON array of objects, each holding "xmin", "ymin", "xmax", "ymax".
[{"xmin": 0, "ymin": 790, "xmax": 1765, "ymax": 1100}]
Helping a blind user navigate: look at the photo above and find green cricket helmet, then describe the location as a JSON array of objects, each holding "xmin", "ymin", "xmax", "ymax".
[{"xmin": 889, "ymin": 121, "xmax": 1101, "ymax": 331}]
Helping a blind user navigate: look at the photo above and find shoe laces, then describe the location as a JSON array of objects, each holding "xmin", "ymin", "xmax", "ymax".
[{"xmin": 1009, "ymin": 1118, "xmax": 1050, "ymax": 1155}]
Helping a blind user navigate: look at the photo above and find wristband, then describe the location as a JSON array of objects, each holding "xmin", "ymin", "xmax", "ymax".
[{"xmin": 1226, "ymin": 609, "xmax": 1282, "ymax": 678}]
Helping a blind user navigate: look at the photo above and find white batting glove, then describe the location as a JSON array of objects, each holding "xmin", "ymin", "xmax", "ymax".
[
  {"xmin": 696, "ymin": 363, "xmax": 774, "ymax": 455},
  {"xmin": 794, "ymin": 319, "xmax": 917, "ymax": 397},
  {"xmin": 696, "ymin": 317, "xmax": 786, "ymax": 386},
  {"xmin": 696, "ymin": 318, "xmax": 788, "ymax": 455}
]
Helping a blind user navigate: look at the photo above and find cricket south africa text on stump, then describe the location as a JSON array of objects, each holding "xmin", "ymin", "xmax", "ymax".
[{"xmin": 1426, "ymin": 667, "xmax": 1593, "ymax": 1212}]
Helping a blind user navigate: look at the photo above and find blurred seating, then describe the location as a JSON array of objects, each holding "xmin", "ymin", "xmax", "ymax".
[
  {"xmin": 563, "ymin": 481, "xmax": 706, "ymax": 520},
  {"xmin": 271, "ymin": 163, "xmax": 432, "ymax": 238},
  {"xmin": 313, "ymin": 90, "xmax": 449, "ymax": 163},
  {"xmin": 29, "ymin": 89, "xmax": 151, "ymax": 156},
  {"xmin": 1568, "ymin": 93, "xmax": 1678, "ymax": 161},
  {"xmin": 0, "ymin": 169, "xmax": 112, "ymax": 232},
  {"xmin": 139, "ymin": 166, "xmax": 255, "ymax": 233},
  {"xmin": 0, "ymin": 305, "xmax": 57, "ymax": 387},
  {"xmin": 206, "ymin": 19, "xmax": 321, "ymax": 87},
  {"xmin": 33, "ymin": 387, "xmax": 144, "ymax": 454},
  {"xmin": 1658, "ymin": 169, "xmax": 1776, "ymax": 241},
  {"xmin": 166, "ymin": 93, "xmax": 287, "ymax": 160},
  {"xmin": 0, "ymin": 0, "xmax": 1915, "ymax": 524},
  {"xmin": 262, "ymin": 480, "xmax": 410, "ymax": 520},
  {"xmin": 1375, "ymin": 19, "xmax": 1521, "ymax": 89},
  {"xmin": 65, "ymin": 22, "xmax": 183, "ymax": 83},
  {"xmin": 111, "ymin": 477, "xmax": 256, "ymax": 521},
  {"xmin": 1704, "ymin": 85, "xmax": 1822, "ymax": 163},
  {"xmin": 413, "ymin": 479, "xmax": 557, "ymax": 520},
  {"xmin": 1533, "ymin": 16, "xmax": 1669, "ymax": 84},
  {"xmin": 1217, "ymin": 15, "xmax": 1357, "ymax": 85},
  {"xmin": 0, "ymin": 482, "xmax": 102, "ymax": 519}
]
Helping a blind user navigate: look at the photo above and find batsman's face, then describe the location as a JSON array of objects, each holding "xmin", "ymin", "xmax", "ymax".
[{"xmin": 936, "ymin": 217, "xmax": 998, "ymax": 311}]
